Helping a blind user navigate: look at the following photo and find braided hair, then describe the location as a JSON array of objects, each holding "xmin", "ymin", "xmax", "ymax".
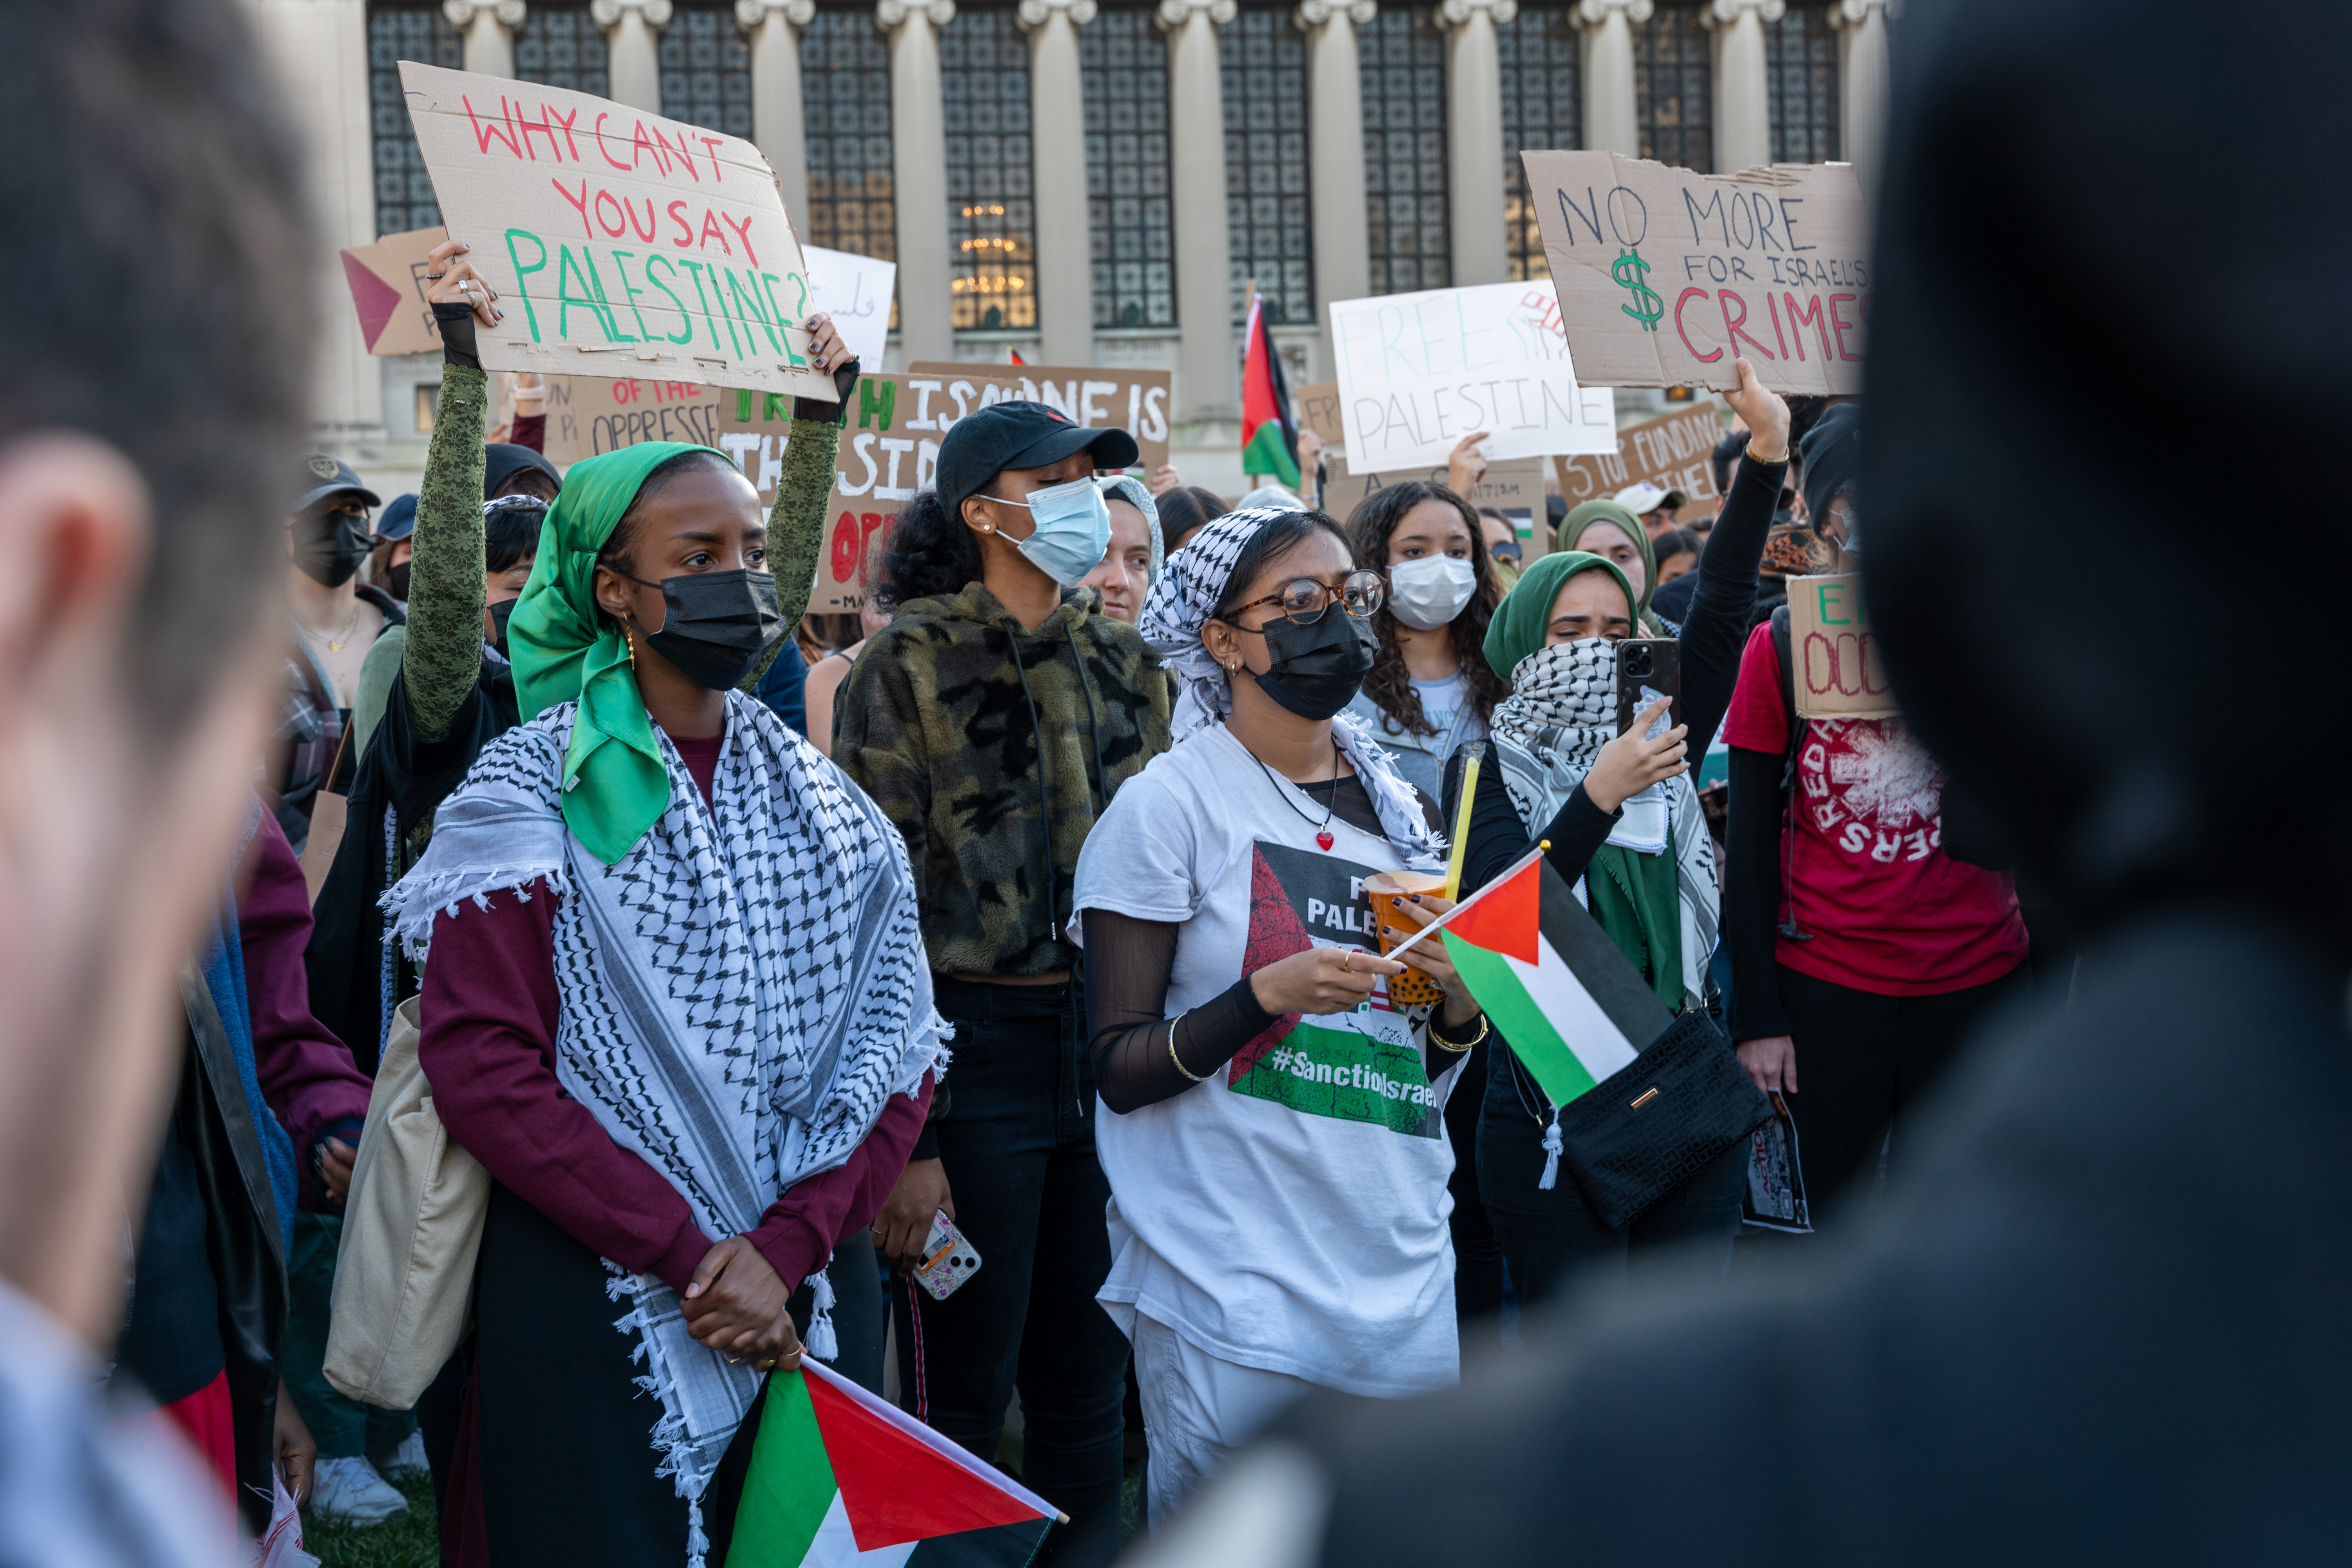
[{"xmin": 1343, "ymin": 482, "xmax": 1508, "ymax": 739}]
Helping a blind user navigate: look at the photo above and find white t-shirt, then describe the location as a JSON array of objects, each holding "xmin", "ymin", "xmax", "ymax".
[{"xmin": 1072, "ymin": 723, "xmax": 1465, "ymax": 1398}]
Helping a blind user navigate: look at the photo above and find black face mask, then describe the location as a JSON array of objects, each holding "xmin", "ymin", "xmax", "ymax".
[
  {"xmin": 627, "ymin": 568, "xmax": 781, "ymax": 690},
  {"xmin": 386, "ymin": 559, "xmax": 412, "ymax": 601},
  {"xmin": 294, "ymin": 507, "xmax": 371, "ymax": 588},
  {"xmin": 488, "ymin": 595, "xmax": 517, "ymax": 657},
  {"xmin": 1251, "ymin": 608, "xmax": 1374, "ymax": 721}
]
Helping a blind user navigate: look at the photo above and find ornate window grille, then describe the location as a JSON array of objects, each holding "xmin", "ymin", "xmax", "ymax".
[
  {"xmin": 1221, "ymin": 6, "xmax": 1312, "ymax": 326},
  {"xmin": 942, "ymin": 8, "xmax": 1038, "ymax": 330},
  {"xmin": 1082, "ymin": 10, "xmax": 1176, "ymax": 329},
  {"xmin": 1765, "ymin": 2, "xmax": 1840, "ymax": 163},
  {"xmin": 367, "ymin": 4, "xmax": 463, "ymax": 236},
  {"xmin": 1360, "ymin": 7, "xmax": 1450, "ymax": 294},
  {"xmin": 1632, "ymin": 1, "xmax": 1710, "ymax": 171},
  {"xmin": 1497, "ymin": 6, "xmax": 1580, "ymax": 281}
]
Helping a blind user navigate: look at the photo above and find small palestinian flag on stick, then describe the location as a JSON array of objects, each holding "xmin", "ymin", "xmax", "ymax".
[
  {"xmin": 1391, "ymin": 846, "xmax": 1676, "ymax": 1107},
  {"xmin": 1241, "ymin": 290, "xmax": 1301, "ymax": 490},
  {"xmin": 708, "ymin": 1359, "xmax": 1058, "ymax": 1567}
]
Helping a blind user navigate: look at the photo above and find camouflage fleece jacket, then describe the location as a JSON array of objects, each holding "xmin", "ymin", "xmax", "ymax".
[{"xmin": 834, "ymin": 584, "xmax": 1171, "ymax": 977}]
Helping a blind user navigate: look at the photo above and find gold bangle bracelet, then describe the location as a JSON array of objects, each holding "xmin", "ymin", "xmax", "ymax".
[
  {"xmin": 1428, "ymin": 1011, "xmax": 1488, "ymax": 1052},
  {"xmin": 1167, "ymin": 1009, "xmax": 1209, "ymax": 1082},
  {"xmin": 1744, "ymin": 439, "xmax": 1789, "ymax": 466}
]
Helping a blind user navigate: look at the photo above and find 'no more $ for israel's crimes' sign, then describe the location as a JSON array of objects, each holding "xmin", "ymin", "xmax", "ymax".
[
  {"xmin": 1521, "ymin": 152, "xmax": 1869, "ymax": 396},
  {"xmin": 398, "ymin": 61, "xmax": 837, "ymax": 402}
]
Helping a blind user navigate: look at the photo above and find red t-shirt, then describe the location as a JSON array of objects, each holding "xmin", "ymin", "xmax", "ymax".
[{"xmin": 1722, "ymin": 622, "xmax": 2027, "ymax": 996}]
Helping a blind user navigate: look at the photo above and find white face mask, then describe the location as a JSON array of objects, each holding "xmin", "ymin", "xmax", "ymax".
[{"xmin": 1386, "ymin": 554, "xmax": 1477, "ymax": 631}]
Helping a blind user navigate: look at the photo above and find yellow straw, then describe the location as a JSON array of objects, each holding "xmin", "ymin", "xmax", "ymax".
[{"xmin": 1443, "ymin": 754, "xmax": 1480, "ymax": 900}]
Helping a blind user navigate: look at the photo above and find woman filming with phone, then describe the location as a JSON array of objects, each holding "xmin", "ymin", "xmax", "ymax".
[{"xmin": 1439, "ymin": 359, "xmax": 1790, "ymax": 1305}]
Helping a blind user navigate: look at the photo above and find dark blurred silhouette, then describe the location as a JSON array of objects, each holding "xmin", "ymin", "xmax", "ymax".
[{"xmin": 1132, "ymin": 2, "xmax": 2352, "ymax": 1561}]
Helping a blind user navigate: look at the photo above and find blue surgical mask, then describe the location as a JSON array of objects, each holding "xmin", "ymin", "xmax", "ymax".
[{"xmin": 998, "ymin": 476, "xmax": 1112, "ymax": 586}]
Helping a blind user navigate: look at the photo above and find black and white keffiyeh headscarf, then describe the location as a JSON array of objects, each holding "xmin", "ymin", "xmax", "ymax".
[
  {"xmin": 382, "ymin": 690, "xmax": 945, "ymax": 1565},
  {"xmin": 1140, "ymin": 507, "xmax": 1446, "ymax": 869},
  {"xmin": 1488, "ymin": 638, "xmax": 1718, "ymax": 1007}
]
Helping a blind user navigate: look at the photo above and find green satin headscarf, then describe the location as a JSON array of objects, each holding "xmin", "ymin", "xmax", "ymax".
[
  {"xmin": 1481, "ymin": 550, "xmax": 1639, "ymax": 684},
  {"xmin": 1559, "ymin": 499, "xmax": 1666, "ymax": 634},
  {"xmin": 507, "ymin": 441, "xmax": 730, "ymax": 865}
]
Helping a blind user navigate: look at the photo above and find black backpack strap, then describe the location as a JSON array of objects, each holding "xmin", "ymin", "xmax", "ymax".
[
  {"xmin": 1769, "ymin": 603, "xmax": 1803, "ymax": 793},
  {"xmin": 1766, "ymin": 603, "xmax": 1812, "ymax": 944}
]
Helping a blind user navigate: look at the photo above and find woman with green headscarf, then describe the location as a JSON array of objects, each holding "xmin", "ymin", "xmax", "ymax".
[
  {"xmin": 1559, "ymin": 497, "xmax": 1671, "ymax": 634},
  {"xmin": 380, "ymin": 405, "xmax": 949, "ymax": 1565},
  {"xmin": 1437, "ymin": 358, "xmax": 1791, "ymax": 1309}
]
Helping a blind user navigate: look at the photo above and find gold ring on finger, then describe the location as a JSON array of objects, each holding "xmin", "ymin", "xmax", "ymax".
[{"xmin": 1341, "ymin": 951, "xmax": 1354, "ymax": 973}]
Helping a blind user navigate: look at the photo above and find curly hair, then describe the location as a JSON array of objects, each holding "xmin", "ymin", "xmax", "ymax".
[
  {"xmin": 1343, "ymin": 482, "xmax": 1509, "ymax": 739},
  {"xmin": 877, "ymin": 491, "xmax": 979, "ymax": 607}
]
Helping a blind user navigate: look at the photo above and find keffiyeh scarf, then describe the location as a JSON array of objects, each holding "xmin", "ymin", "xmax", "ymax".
[
  {"xmin": 1141, "ymin": 507, "xmax": 1446, "ymax": 869},
  {"xmin": 382, "ymin": 691, "xmax": 946, "ymax": 1564},
  {"xmin": 1488, "ymin": 638, "xmax": 1718, "ymax": 1009}
]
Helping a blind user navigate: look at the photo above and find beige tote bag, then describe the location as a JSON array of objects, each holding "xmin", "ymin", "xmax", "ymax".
[{"xmin": 324, "ymin": 995, "xmax": 489, "ymax": 1409}]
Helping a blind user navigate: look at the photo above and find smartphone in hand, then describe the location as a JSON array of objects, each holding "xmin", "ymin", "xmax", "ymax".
[
  {"xmin": 1615, "ymin": 637, "xmax": 1684, "ymax": 738},
  {"xmin": 912, "ymin": 1212, "xmax": 983, "ymax": 1301}
]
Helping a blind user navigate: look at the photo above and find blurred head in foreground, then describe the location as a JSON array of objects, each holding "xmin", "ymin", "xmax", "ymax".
[{"xmin": 0, "ymin": 0, "xmax": 312, "ymax": 1348}]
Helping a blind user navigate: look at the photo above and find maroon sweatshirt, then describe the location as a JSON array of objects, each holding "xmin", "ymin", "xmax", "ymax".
[{"xmin": 416, "ymin": 733, "xmax": 929, "ymax": 1294}]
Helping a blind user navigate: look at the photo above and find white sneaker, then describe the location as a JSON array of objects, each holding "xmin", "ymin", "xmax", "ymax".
[
  {"xmin": 309, "ymin": 1455, "xmax": 410, "ymax": 1525},
  {"xmin": 370, "ymin": 1430, "xmax": 428, "ymax": 1482}
]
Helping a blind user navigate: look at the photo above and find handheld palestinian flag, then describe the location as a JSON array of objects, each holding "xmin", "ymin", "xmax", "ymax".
[
  {"xmin": 708, "ymin": 1359, "xmax": 1058, "ymax": 1568},
  {"xmin": 1241, "ymin": 291, "xmax": 1301, "ymax": 489},
  {"xmin": 1419, "ymin": 848, "xmax": 1678, "ymax": 1107}
]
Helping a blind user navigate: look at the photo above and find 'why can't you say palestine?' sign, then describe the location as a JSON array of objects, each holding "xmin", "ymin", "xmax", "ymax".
[
  {"xmin": 1521, "ymin": 152, "xmax": 1869, "ymax": 396},
  {"xmin": 398, "ymin": 62, "xmax": 837, "ymax": 403}
]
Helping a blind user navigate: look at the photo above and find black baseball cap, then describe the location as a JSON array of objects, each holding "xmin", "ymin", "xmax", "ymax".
[
  {"xmin": 376, "ymin": 494, "xmax": 419, "ymax": 542},
  {"xmin": 290, "ymin": 452, "xmax": 381, "ymax": 515},
  {"xmin": 484, "ymin": 442, "xmax": 563, "ymax": 500},
  {"xmin": 935, "ymin": 401, "xmax": 1140, "ymax": 524}
]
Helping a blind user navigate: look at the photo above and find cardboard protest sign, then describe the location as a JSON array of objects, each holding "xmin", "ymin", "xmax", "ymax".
[
  {"xmin": 541, "ymin": 375, "xmax": 732, "ymax": 466},
  {"xmin": 804, "ymin": 245, "xmax": 895, "ymax": 370},
  {"xmin": 1319, "ymin": 452, "xmax": 1545, "ymax": 526},
  {"xmin": 907, "ymin": 363, "xmax": 1172, "ymax": 470},
  {"xmin": 1520, "ymin": 152, "xmax": 1868, "ymax": 395},
  {"xmin": 1553, "ymin": 403, "xmax": 1727, "ymax": 519},
  {"xmin": 397, "ymin": 61, "xmax": 835, "ymax": 400},
  {"xmin": 1296, "ymin": 380, "xmax": 1345, "ymax": 446},
  {"xmin": 1785, "ymin": 573, "xmax": 1897, "ymax": 719},
  {"xmin": 1327, "ymin": 280, "xmax": 1616, "ymax": 474},
  {"xmin": 706, "ymin": 372, "xmax": 1024, "ymax": 613},
  {"xmin": 341, "ymin": 226, "xmax": 450, "ymax": 357}
]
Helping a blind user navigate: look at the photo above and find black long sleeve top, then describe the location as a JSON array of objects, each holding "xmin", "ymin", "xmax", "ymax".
[
  {"xmin": 1724, "ymin": 742, "xmax": 1792, "ymax": 1040},
  {"xmin": 1441, "ymin": 445, "xmax": 1789, "ymax": 900}
]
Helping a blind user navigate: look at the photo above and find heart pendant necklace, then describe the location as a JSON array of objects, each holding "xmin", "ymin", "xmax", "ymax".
[{"xmin": 1256, "ymin": 740, "xmax": 1345, "ymax": 851}]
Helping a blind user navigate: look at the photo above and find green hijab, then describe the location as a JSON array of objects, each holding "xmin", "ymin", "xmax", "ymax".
[
  {"xmin": 1481, "ymin": 547, "xmax": 1678, "ymax": 1009},
  {"xmin": 1559, "ymin": 499, "xmax": 1665, "ymax": 634},
  {"xmin": 1481, "ymin": 550, "xmax": 1639, "ymax": 684},
  {"xmin": 508, "ymin": 441, "xmax": 730, "ymax": 865}
]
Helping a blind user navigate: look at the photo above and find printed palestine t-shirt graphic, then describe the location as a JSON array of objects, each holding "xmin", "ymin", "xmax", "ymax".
[{"xmin": 1224, "ymin": 840, "xmax": 1439, "ymax": 1138}]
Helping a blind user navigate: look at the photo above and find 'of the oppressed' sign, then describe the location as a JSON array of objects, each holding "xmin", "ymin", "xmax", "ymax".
[
  {"xmin": 1327, "ymin": 281, "xmax": 1617, "ymax": 474},
  {"xmin": 1785, "ymin": 573, "xmax": 1897, "ymax": 720},
  {"xmin": 397, "ymin": 62, "xmax": 835, "ymax": 401},
  {"xmin": 1521, "ymin": 152, "xmax": 1868, "ymax": 396}
]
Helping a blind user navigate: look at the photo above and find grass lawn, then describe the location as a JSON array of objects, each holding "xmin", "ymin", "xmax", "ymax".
[
  {"xmin": 299, "ymin": 1450, "xmax": 1146, "ymax": 1563},
  {"xmin": 301, "ymin": 1472, "xmax": 437, "ymax": 1568}
]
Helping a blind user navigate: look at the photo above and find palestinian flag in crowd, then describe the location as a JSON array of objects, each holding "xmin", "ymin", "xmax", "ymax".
[
  {"xmin": 707, "ymin": 1359, "xmax": 1058, "ymax": 1567},
  {"xmin": 1432, "ymin": 849, "xmax": 1676, "ymax": 1105},
  {"xmin": 1240, "ymin": 291, "xmax": 1301, "ymax": 489}
]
